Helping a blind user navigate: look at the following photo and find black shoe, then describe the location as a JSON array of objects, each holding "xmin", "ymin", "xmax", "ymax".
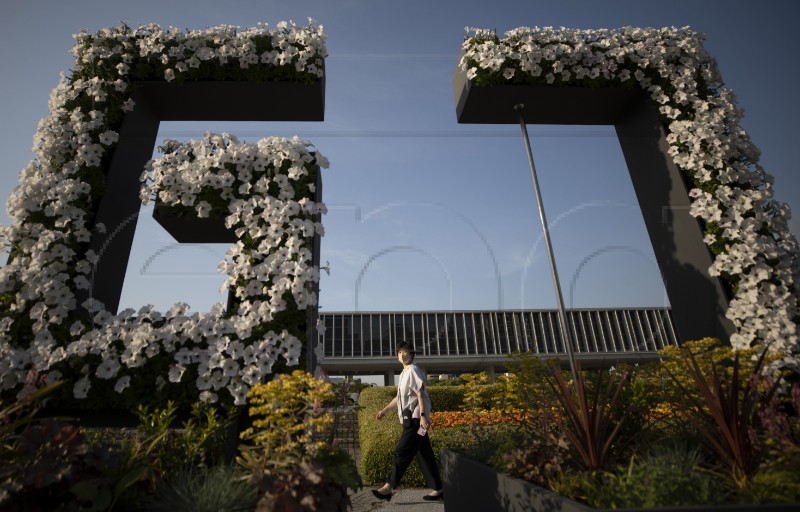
[
  {"xmin": 372, "ymin": 489, "xmax": 393, "ymax": 501},
  {"xmin": 423, "ymin": 491, "xmax": 444, "ymax": 501}
]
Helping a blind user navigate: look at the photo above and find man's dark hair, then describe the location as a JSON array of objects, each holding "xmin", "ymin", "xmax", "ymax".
[{"xmin": 396, "ymin": 341, "xmax": 415, "ymax": 359}]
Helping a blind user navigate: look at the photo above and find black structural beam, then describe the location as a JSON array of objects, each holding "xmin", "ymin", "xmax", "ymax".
[
  {"xmin": 453, "ymin": 63, "xmax": 734, "ymax": 343},
  {"xmin": 84, "ymin": 77, "xmax": 324, "ymax": 315}
]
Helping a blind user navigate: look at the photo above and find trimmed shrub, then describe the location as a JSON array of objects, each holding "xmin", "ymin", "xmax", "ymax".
[
  {"xmin": 358, "ymin": 387, "xmax": 401, "ymax": 485},
  {"xmin": 429, "ymin": 386, "xmax": 468, "ymax": 412}
]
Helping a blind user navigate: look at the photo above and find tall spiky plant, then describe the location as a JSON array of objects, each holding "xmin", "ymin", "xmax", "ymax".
[
  {"xmin": 660, "ymin": 344, "xmax": 781, "ymax": 487},
  {"xmin": 546, "ymin": 360, "xmax": 632, "ymax": 470}
]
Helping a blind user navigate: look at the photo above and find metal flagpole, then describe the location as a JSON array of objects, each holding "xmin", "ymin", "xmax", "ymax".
[{"xmin": 514, "ymin": 104, "xmax": 579, "ymax": 381}]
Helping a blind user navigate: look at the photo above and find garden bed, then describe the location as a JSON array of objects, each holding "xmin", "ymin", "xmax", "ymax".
[{"xmin": 441, "ymin": 449, "xmax": 799, "ymax": 512}]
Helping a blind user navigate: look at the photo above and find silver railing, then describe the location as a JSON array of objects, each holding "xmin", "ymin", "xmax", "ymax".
[{"xmin": 319, "ymin": 308, "xmax": 678, "ymax": 359}]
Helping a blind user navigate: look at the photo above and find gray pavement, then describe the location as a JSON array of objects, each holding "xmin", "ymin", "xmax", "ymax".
[{"xmin": 349, "ymin": 487, "xmax": 445, "ymax": 512}]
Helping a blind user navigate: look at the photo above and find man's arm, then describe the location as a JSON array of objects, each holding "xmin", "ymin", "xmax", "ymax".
[
  {"xmin": 417, "ymin": 387, "xmax": 429, "ymax": 429},
  {"xmin": 376, "ymin": 396, "xmax": 398, "ymax": 421}
]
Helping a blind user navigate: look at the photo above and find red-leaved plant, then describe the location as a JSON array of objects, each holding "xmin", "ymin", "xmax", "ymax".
[
  {"xmin": 660, "ymin": 344, "xmax": 781, "ymax": 487},
  {"xmin": 546, "ymin": 360, "xmax": 632, "ymax": 470}
]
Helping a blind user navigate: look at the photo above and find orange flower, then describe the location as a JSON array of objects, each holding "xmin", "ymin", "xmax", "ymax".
[{"xmin": 429, "ymin": 409, "xmax": 537, "ymax": 428}]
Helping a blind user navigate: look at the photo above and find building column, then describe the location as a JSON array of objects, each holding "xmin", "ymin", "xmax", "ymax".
[
  {"xmin": 384, "ymin": 370, "xmax": 395, "ymax": 386},
  {"xmin": 485, "ymin": 366, "xmax": 496, "ymax": 383}
]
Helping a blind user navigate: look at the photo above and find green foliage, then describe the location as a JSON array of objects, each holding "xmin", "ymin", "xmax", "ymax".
[
  {"xmin": 236, "ymin": 370, "xmax": 359, "ymax": 510},
  {"xmin": 429, "ymin": 385, "xmax": 468, "ymax": 411},
  {"xmin": 354, "ymin": 383, "xmax": 396, "ymax": 409},
  {"xmin": 238, "ymin": 370, "xmax": 334, "ymax": 474},
  {"xmin": 500, "ymin": 431, "xmax": 570, "ymax": 488},
  {"xmin": 358, "ymin": 386, "xmax": 402, "ymax": 484},
  {"xmin": 0, "ymin": 380, "xmax": 64, "ymax": 461},
  {"xmin": 0, "ymin": 379, "xmax": 237, "ymax": 511},
  {"xmin": 0, "ymin": 416, "xmax": 143, "ymax": 511},
  {"xmin": 573, "ymin": 443, "xmax": 727, "ymax": 508},
  {"xmin": 745, "ymin": 383, "xmax": 800, "ymax": 503},
  {"xmin": 352, "ymin": 345, "xmax": 800, "ymax": 507},
  {"xmin": 315, "ymin": 444, "xmax": 363, "ymax": 496},
  {"xmin": 739, "ymin": 464, "xmax": 800, "ymax": 504},
  {"xmin": 491, "ymin": 344, "xmax": 800, "ymax": 507},
  {"xmin": 658, "ymin": 338, "xmax": 765, "ymax": 400},
  {"xmin": 253, "ymin": 459, "xmax": 351, "ymax": 512},
  {"xmin": 427, "ymin": 377, "xmax": 462, "ymax": 387},
  {"xmin": 358, "ymin": 379, "xmax": 477, "ymax": 411},
  {"xmin": 129, "ymin": 400, "xmax": 233, "ymax": 482},
  {"xmin": 461, "ymin": 372, "xmax": 492, "ymax": 414},
  {"xmin": 0, "ymin": 379, "xmax": 129, "ymax": 511},
  {"xmin": 660, "ymin": 340, "xmax": 782, "ymax": 487},
  {"xmin": 358, "ymin": 382, "xmax": 537, "ymax": 485},
  {"xmin": 139, "ymin": 464, "xmax": 257, "ymax": 512},
  {"xmin": 505, "ymin": 353, "xmax": 562, "ymax": 430}
]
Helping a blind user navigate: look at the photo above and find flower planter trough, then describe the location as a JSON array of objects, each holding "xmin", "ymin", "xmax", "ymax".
[
  {"xmin": 152, "ymin": 204, "xmax": 236, "ymax": 244},
  {"xmin": 441, "ymin": 449, "xmax": 797, "ymax": 512},
  {"xmin": 133, "ymin": 78, "xmax": 325, "ymax": 121}
]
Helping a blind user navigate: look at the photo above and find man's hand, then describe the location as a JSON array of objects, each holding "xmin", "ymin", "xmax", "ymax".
[{"xmin": 376, "ymin": 409, "xmax": 386, "ymax": 421}]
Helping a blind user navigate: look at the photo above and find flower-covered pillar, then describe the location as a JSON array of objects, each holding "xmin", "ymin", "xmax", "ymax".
[
  {"xmin": 0, "ymin": 21, "xmax": 329, "ymax": 407},
  {"xmin": 454, "ymin": 27, "xmax": 799, "ymax": 368}
]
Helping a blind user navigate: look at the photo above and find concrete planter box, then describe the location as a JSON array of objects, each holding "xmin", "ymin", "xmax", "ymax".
[
  {"xmin": 454, "ymin": 80, "xmax": 644, "ymax": 126},
  {"xmin": 441, "ymin": 449, "xmax": 593, "ymax": 512},
  {"xmin": 134, "ymin": 77, "xmax": 325, "ymax": 121},
  {"xmin": 153, "ymin": 204, "xmax": 236, "ymax": 244},
  {"xmin": 440, "ymin": 449, "xmax": 796, "ymax": 512}
]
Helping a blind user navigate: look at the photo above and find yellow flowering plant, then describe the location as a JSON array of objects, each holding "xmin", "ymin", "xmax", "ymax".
[
  {"xmin": 236, "ymin": 370, "xmax": 361, "ymax": 511},
  {"xmin": 238, "ymin": 370, "xmax": 334, "ymax": 473}
]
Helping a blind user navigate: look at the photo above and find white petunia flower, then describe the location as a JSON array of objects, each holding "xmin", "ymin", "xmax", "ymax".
[
  {"xmin": 168, "ymin": 363, "xmax": 186, "ymax": 382},
  {"xmin": 114, "ymin": 375, "xmax": 131, "ymax": 393},
  {"xmin": 73, "ymin": 375, "xmax": 91, "ymax": 399},
  {"xmin": 96, "ymin": 357, "xmax": 120, "ymax": 379}
]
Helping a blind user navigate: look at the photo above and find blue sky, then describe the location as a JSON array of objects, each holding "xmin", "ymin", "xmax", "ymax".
[{"xmin": 1, "ymin": 0, "xmax": 798, "ymax": 315}]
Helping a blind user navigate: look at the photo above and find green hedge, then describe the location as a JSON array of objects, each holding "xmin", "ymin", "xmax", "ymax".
[
  {"xmin": 428, "ymin": 386, "xmax": 466, "ymax": 411},
  {"xmin": 358, "ymin": 385, "xmax": 483, "ymax": 486},
  {"xmin": 358, "ymin": 387, "xmax": 400, "ymax": 485}
]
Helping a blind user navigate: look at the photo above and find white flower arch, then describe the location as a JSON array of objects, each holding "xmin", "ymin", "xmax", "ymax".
[
  {"xmin": 0, "ymin": 21, "xmax": 327, "ymax": 405},
  {"xmin": 461, "ymin": 26, "xmax": 799, "ymax": 368}
]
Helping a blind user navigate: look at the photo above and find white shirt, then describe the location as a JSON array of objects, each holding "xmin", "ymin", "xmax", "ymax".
[{"xmin": 396, "ymin": 364, "xmax": 432, "ymax": 423}]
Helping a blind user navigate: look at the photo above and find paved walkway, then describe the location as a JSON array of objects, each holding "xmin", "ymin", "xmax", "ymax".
[
  {"xmin": 340, "ymin": 409, "xmax": 444, "ymax": 511},
  {"xmin": 349, "ymin": 487, "xmax": 445, "ymax": 512}
]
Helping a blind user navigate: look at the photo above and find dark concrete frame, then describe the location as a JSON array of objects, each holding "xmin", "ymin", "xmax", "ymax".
[
  {"xmin": 83, "ymin": 78, "xmax": 324, "ymax": 369},
  {"xmin": 453, "ymin": 68, "xmax": 735, "ymax": 343}
]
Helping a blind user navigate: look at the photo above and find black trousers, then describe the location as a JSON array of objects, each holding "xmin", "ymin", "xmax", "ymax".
[{"xmin": 387, "ymin": 418, "xmax": 443, "ymax": 490}]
